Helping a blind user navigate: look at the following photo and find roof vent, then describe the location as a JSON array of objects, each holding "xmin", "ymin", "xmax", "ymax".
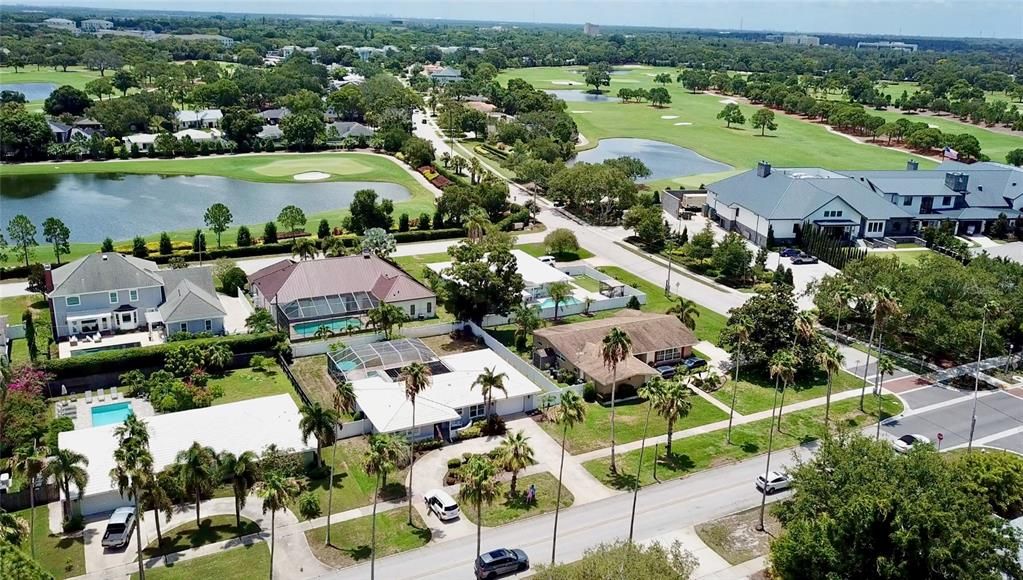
[
  {"xmin": 756, "ymin": 161, "xmax": 771, "ymax": 178},
  {"xmin": 906, "ymin": 159, "xmax": 919, "ymax": 171},
  {"xmin": 102, "ymin": 254, "xmax": 108, "ymax": 261}
]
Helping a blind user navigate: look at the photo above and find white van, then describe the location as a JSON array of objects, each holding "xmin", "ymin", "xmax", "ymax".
[
  {"xmin": 424, "ymin": 489, "xmax": 461, "ymax": 521},
  {"xmin": 538, "ymin": 255, "xmax": 557, "ymax": 266}
]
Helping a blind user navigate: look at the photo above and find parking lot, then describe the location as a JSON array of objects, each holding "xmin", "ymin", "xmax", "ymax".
[{"xmin": 882, "ymin": 388, "xmax": 1023, "ymax": 451}]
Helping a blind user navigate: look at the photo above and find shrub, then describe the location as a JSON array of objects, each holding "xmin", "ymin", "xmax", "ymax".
[
  {"xmin": 626, "ymin": 296, "xmax": 641, "ymax": 310},
  {"xmin": 236, "ymin": 225, "xmax": 252, "ymax": 247},
  {"xmin": 62, "ymin": 514, "xmax": 84, "ymax": 533},
  {"xmin": 46, "ymin": 416, "xmax": 75, "ymax": 453},
  {"xmin": 391, "ymin": 228, "xmax": 464, "ymax": 243},
  {"xmin": 398, "ymin": 213, "xmax": 410, "ymax": 232},
  {"xmin": 263, "ymin": 221, "xmax": 278, "ymax": 244},
  {"xmin": 418, "ymin": 212, "xmax": 431, "ymax": 230},
  {"xmin": 219, "ymin": 266, "xmax": 248, "ymax": 297},
  {"xmin": 249, "ymin": 354, "xmax": 274, "ymax": 373},
  {"xmin": 158, "ymin": 232, "xmax": 173, "ymax": 255},
  {"xmin": 483, "ymin": 415, "xmax": 507, "ymax": 436},
  {"xmin": 583, "ymin": 383, "xmax": 597, "ymax": 403},
  {"xmin": 447, "ymin": 458, "xmax": 462, "ymax": 469},
  {"xmin": 132, "ymin": 236, "xmax": 149, "ymax": 258},
  {"xmin": 317, "ymin": 219, "xmax": 330, "ymax": 239}
]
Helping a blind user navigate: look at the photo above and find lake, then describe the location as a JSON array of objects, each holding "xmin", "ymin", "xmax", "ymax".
[
  {"xmin": 2, "ymin": 82, "xmax": 57, "ymax": 101},
  {"xmin": 544, "ymin": 90, "xmax": 619, "ymax": 103},
  {"xmin": 0, "ymin": 173, "xmax": 411, "ymax": 242},
  {"xmin": 570, "ymin": 138, "xmax": 732, "ymax": 182}
]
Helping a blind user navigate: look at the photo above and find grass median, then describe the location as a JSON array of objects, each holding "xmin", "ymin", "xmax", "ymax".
[
  {"xmin": 131, "ymin": 542, "xmax": 269, "ymax": 580},
  {"xmin": 461, "ymin": 472, "xmax": 574, "ymax": 527},
  {"xmin": 305, "ymin": 509, "xmax": 431, "ymax": 568},
  {"xmin": 583, "ymin": 395, "xmax": 902, "ymax": 489},
  {"xmin": 142, "ymin": 515, "xmax": 260, "ymax": 558}
]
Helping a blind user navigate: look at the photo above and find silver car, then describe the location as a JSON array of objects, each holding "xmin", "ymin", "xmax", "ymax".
[
  {"xmin": 101, "ymin": 507, "xmax": 136, "ymax": 548},
  {"xmin": 755, "ymin": 471, "xmax": 791, "ymax": 494},
  {"xmin": 892, "ymin": 433, "xmax": 931, "ymax": 453}
]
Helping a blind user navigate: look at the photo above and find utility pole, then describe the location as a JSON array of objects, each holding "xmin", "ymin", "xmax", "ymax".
[{"xmin": 967, "ymin": 306, "xmax": 992, "ymax": 452}]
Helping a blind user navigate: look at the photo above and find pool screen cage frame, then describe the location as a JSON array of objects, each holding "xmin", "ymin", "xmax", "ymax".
[
  {"xmin": 327, "ymin": 338, "xmax": 438, "ymax": 384},
  {"xmin": 277, "ymin": 291, "xmax": 380, "ymax": 325}
]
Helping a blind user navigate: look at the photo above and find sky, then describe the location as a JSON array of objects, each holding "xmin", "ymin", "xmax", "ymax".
[{"xmin": 19, "ymin": 1, "xmax": 1023, "ymax": 39}]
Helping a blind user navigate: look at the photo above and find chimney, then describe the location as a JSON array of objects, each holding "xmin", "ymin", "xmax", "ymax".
[
  {"xmin": 906, "ymin": 159, "xmax": 918, "ymax": 171},
  {"xmin": 756, "ymin": 161, "xmax": 772, "ymax": 178},
  {"xmin": 944, "ymin": 172, "xmax": 969, "ymax": 193},
  {"xmin": 43, "ymin": 264, "xmax": 54, "ymax": 293}
]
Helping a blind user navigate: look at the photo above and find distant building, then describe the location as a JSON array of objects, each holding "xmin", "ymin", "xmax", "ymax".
[
  {"xmin": 783, "ymin": 34, "xmax": 820, "ymax": 46},
  {"xmin": 43, "ymin": 18, "xmax": 77, "ymax": 33},
  {"xmin": 175, "ymin": 109, "xmax": 223, "ymax": 129},
  {"xmin": 857, "ymin": 40, "xmax": 918, "ymax": 52},
  {"xmin": 95, "ymin": 29, "xmax": 156, "ymax": 40},
  {"xmin": 80, "ymin": 19, "xmax": 113, "ymax": 32},
  {"xmin": 155, "ymin": 33, "xmax": 235, "ymax": 48},
  {"xmin": 429, "ymin": 66, "xmax": 463, "ymax": 85},
  {"xmin": 583, "ymin": 22, "xmax": 601, "ymax": 37}
]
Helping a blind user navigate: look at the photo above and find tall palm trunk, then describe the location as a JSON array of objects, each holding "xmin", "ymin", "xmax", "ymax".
[
  {"xmin": 726, "ymin": 343, "xmax": 741, "ymax": 444},
  {"xmin": 758, "ymin": 377, "xmax": 782, "ymax": 531},
  {"xmin": 371, "ymin": 472, "xmax": 380, "ymax": 580},
  {"xmin": 407, "ymin": 401, "xmax": 416, "ymax": 525},
  {"xmin": 775, "ymin": 381, "xmax": 788, "ymax": 432},
  {"xmin": 873, "ymin": 330, "xmax": 886, "ymax": 440},
  {"xmin": 28, "ymin": 485, "xmax": 35, "ymax": 558},
  {"xmin": 551, "ymin": 422, "xmax": 568, "ymax": 565},
  {"xmin": 859, "ymin": 320, "xmax": 878, "ymax": 411},
  {"xmin": 824, "ymin": 371, "xmax": 834, "ymax": 429},
  {"xmin": 195, "ymin": 490, "xmax": 201, "ymax": 526},
  {"xmin": 153, "ymin": 506, "xmax": 164, "ymax": 550},
  {"xmin": 609, "ymin": 368, "xmax": 618, "ymax": 473},
  {"xmin": 326, "ymin": 440, "xmax": 339, "ymax": 545},
  {"xmin": 628, "ymin": 403, "xmax": 653, "ymax": 542},
  {"xmin": 62, "ymin": 481, "xmax": 71, "ymax": 521},
  {"xmin": 134, "ymin": 487, "xmax": 145, "ymax": 579},
  {"xmin": 475, "ymin": 501, "xmax": 482, "ymax": 559},
  {"xmin": 268, "ymin": 509, "xmax": 276, "ymax": 580},
  {"xmin": 234, "ymin": 490, "xmax": 241, "ymax": 529}
]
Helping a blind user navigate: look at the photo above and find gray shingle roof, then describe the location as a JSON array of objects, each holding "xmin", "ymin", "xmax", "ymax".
[
  {"xmin": 159, "ymin": 278, "xmax": 226, "ymax": 323},
  {"xmin": 50, "ymin": 254, "xmax": 163, "ymax": 298}
]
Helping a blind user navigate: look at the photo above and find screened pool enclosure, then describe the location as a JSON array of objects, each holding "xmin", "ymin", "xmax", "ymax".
[
  {"xmin": 279, "ymin": 291, "xmax": 379, "ymax": 338},
  {"xmin": 327, "ymin": 338, "xmax": 447, "ymax": 383}
]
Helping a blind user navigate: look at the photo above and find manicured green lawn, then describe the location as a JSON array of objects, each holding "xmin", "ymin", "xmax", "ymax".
[
  {"xmin": 583, "ymin": 396, "xmax": 902, "ymax": 489},
  {"xmin": 13, "ymin": 505, "xmax": 86, "ymax": 579},
  {"xmin": 571, "ymin": 275, "xmax": 602, "ymax": 292},
  {"xmin": 143, "ymin": 515, "xmax": 260, "ymax": 557},
  {"xmin": 496, "ymin": 66, "xmax": 937, "ymax": 179},
  {"xmin": 712, "ymin": 368, "xmax": 864, "ymax": 415},
  {"xmin": 597, "ymin": 266, "xmax": 726, "ymax": 344},
  {"xmin": 0, "ymin": 294, "xmax": 46, "ymax": 320},
  {"xmin": 131, "ymin": 543, "xmax": 270, "ymax": 580},
  {"xmin": 209, "ymin": 367, "xmax": 301, "ymax": 407},
  {"xmin": 1, "ymin": 295, "xmax": 53, "ymax": 363},
  {"xmin": 463, "ymin": 472, "xmax": 574, "ymax": 527},
  {"xmin": 539, "ymin": 396, "xmax": 729, "ymax": 455},
  {"xmin": 392, "ymin": 252, "xmax": 452, "ymax": 284},
  {"xmin": 873, "ymin": 249, "xmax": 935, "ymax": 266},
  {"xmin": 515, "ymin": 242, "xmax": 594, "ymax": 262},
  {"xmin": 304, "ymin": 509, "xmax": 430, "ymax": 568},
  {"xmin": 299, "ymin": 436, "xmax": 409, "ymax": 521}
]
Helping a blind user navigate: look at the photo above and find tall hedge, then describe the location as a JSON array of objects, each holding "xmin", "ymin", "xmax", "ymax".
[{"xmin": 0, "ymin": 541, "xmax": 54, "ymax": 579}]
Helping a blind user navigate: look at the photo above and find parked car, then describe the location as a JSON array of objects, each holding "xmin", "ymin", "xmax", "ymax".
[
  {"xmin": 656, "ymin": 365, "xmax": 677, "ymax": 378},
  {"xmin": 101, "ymin": 507, "xmax": 136, "ymax": 549},
  {"xmin": 420, "ymin": 118, "xmax": 427, "ymax": 124},
  {"xmin": 892, "ymin": 433, "xmax": 931, "ymax": 453},
  {"xmin": 424, "ymin": 489, "xmax": 460, "ymax": 521},
  {"xmin": 778, "ymin": 247, "xmax": 801, "ymax": 257},
  {"xmin": 475, "ymin": 548, "xmax": 530, "ymax": 579},
  {"xmin": 755, "ymin": 471, "xmax": 792, "ymax": 494},
  {"xmin": 538, "ymin": 255, "xmax": 557, "ymax": 266},
  {"xmin": 683, "ymin": 356, "xmax": 707, "ymax": 371},
  {"xmin": 790, "ymin": 252, "xmax": 819, "ymax": 265}
]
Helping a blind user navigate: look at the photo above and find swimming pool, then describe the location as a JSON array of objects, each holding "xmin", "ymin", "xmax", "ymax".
[
  {"xmin": 71, "ymin": 342, "xmax": 142, "ymax": 357},
  {"xmin": 292, "ymin": 318, "xmax": 362, "ymax": 337},
  {"xmin": 538, "ymin": 296, "xmax": 581, "ymax": 309},
  {"xmin": 91, "ymin": 402, "xmax": 133, "ymax": 427}
]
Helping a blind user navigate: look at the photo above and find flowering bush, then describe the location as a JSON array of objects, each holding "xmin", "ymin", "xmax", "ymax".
[{"xmin": 7, "ymin": 365, "xmax": 52, "ymax": 397}]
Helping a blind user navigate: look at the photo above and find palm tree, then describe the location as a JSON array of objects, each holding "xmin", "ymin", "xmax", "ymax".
[
  {"xmin": 313, "ymin": 325, "xmax": 334, "ymax": 341},
  {"xmin": 546, "ymin": 281, "xmax": 573, "ymax": 321},
  {"xmin": 111, "ymin": 414, "xmax": 152, "ymax": 579},
  {"xmin": 400, "ymin": 362, "xmax": 432, "ymax": 525},
  {"xmin": 366, "ymin": 433, "xmax": 405, "ymax": 580},
  {"xmin": 469, "ymin": 157, "xmax": 484, "ymax": 185},
  {"xmin": 367, "ymin": 303, "xmax": 408, "ymax": 339},
  {"xmin": 771, "ymin": 349, "xmax": 798, "ymax": 433},
  {"xmin": 831, "ymin": 279, "xmax": 854, "ymax": 337},
  {"xmin": 667, "ymin": 296, "xmax": 700, "ymax": 330},
  {"xmin": 472, "ymin": 366, "xmax": 508, "ymax": 419},
  {"xmin": 175, "ymin": 442, "xmax": 219, "ymax": 527},
  {"xmin": 858, "ymin": 287, "xmax": 898, "ymax": 411},
  {"xmin": 0, "ymin": 510, "xmax": 29, "ymax": 545},
  {"xmin": 551, "ymin": 389, "xmax": 585, "ymax": 564},
  {"xmin": 325, "ymin": 382, "xmax": 355, "ymax": 546},
  {"xmin": 42, "ymin": 448, "xmax": 88, "ymax": 523},
  {"xmin": 726, "ymin": 319, "xmax": 750, "ymax": 444},
  {"xmin": 602, "ymin": 327, "xmax": 632, "ymax": 473},
  {"xmin": 815, "ymin": 344, "xmax": 845, "ymax": 429},
  {"xmin": 322, "ymin": 236, "xmax": 348, "ymax": 257},
  {"xmin": 291, "ymin": 237, "xmax": 317, "ymax": 261},
  {"xmin": 497, "ymin": 431, "xmax": 535, "ymax": 494},
  {"xmin": 138, "ymin": 472, "xmax": 173, "ymax": 552},
  {"xmin": 875, "ymin": 356, "xmax": 896, "ymax": 439},
  {"xmin": 466, "ymin": 207, "xmax": 491, "ymax": 243},
  {"xmin": 758, "ymin": 349, "xmax": 795, "ymax": 531},
  {"xmin": 776, "ymin": 311, "xmax": 817, "ymax": 430},
  {"xmin": 8, "ymin": 444, "xmax": 45, "ymax": 558},
  {"xmin": 459, "ymin": 455, "xmax": 499, "ymax": 560},
  {"xmin": 219, "ymin": 451, "xmax": 259, "ymax": 530},
  {"xmin": 648, "ymin": 377, "xmax": 693, "ymax": 458},
  {"xmin": 299, "ymin": 402, "xmax": 340, "ymax": 468},
  {"xmin": 512, "ymin": 305, "xmax": 543, "ymax": 351},
  {"xmin": 869, "ymin": 288, "xmax": 901, "ymax": 416},
  {"xmin": 440, "ymin": 151, "xmax": 451, "ymax": 167},
  {"xmin": 256, "ymin": 471, "xmax": 301, "ymax": 580},
  {"xmin": 626, "ymin": 378, "xmax": 662, "ymax": 542},
  {"xmin": 451, "ymin": 155, "xmax": 467, "ymax": 176},
  {"xmin": 968, "ymin": 300, "xmax": 1000, "ymax": 452}
]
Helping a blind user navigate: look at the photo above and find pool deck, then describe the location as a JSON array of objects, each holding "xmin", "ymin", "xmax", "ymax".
[
  {"xmin": 57, "ymin": 329, "xmax": 166, "ymax": 359},
  {"xmin": 61, "ymin": 396, "xmax": 156, "ymax": 430}
]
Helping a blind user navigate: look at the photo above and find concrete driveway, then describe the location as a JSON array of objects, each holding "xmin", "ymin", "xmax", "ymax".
[{"xmin": 765, "ymin": 251, "xmax": 838, "ymax": 310}]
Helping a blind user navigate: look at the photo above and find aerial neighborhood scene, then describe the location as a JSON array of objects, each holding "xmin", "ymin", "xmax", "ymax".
[{"xmin": 3, "ymin": 1, "xmax": 1023, "ymax": 579}]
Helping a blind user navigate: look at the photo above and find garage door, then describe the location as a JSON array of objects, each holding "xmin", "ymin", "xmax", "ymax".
[
  {"xmin": 81, "ymin": 490, "xmax": 132, "ymax": 517},
  {"xmin": 495, "ymin": 397, "xmax": 525, "ymax": 417}
]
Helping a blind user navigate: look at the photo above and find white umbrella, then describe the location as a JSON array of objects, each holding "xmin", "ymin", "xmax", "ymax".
[{"xmin": 61, "ymin": 384, "xmax": 68, "ymax": 397}]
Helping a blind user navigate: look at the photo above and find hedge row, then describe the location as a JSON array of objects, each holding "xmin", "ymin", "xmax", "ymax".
[{"xmin": 41, "ymin": 333, "xmax": 279, "ymax": 379}]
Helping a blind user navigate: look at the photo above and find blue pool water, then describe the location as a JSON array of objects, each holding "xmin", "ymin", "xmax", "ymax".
[
  {"xmin": 91, "ymin": 402, "xmax": 133, "ymax": 427},
  {"xmin": 292, "ymin": 318, "xmax": 362, "ymax": 337},
  {"xmin": 539, "ymin": 296, "xmax": 581, "ymax": 309}
]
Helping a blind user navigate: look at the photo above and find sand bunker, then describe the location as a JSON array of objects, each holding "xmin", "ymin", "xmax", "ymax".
[
  {"xmin": 570, "ymin": 110, "xmax": 592, "ymax": 114},
  {"xmin": 661, "ymin": 115, "xmax": 679, "ymax": 119},
  {"xmin": 552, "ymin": 80, "xmax": 583, "ymax": 86},
  {"xmin": 719, "ymin": 98, "xmax": 738, "ymax": 105},
  {"xmin": 293, "ymin": 171, "xmax": 331, "ymax": 181},
  {"xmin": 674, "ymin": 122, "xmax": 693, "ymax": 126}
]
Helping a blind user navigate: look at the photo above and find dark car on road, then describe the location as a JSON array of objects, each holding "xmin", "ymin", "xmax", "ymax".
[
  {"xmin": 683, "ymin": 356, "xmax": 707, "ymax": 371},
  {"xmin": 475, "ymin": 548, "xmax": 529, "ymax": 579},
  {"xmin": 790, "ymin": 252, "xmax": 819, "ymax": 265}
]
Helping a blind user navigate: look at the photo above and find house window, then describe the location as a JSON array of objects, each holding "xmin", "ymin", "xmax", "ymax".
[
  {"xmin": 410, "ymin": 304, "xmax": 416, "ymax": 316},
  {"xmin": 468, "ymin": 403, "xmax": 486, "ymax": 419},
  {"xmin": 903, "ymin": 197, "xmax": 912, "ymax": 206},
  {"xmin": 109, "ymin": 292, "xmax": 118, "ymax": 304},
  {"xmin": 426, "ymin": 302, "xmax": 433, "ymax": 314},
  {"xmin": 654, "ymin": 347, "xmax": 682, "ymax": 363},
  {"xmin": 836, "ymin": 210, "xmax": 843, "ymax": 217},
  {"xmin": 942, "ymin": 196, "xmax": 951, "ymax": 205},
  {"xmin": 66, "ymin": 296, "xmax": 81, "ymax": 307},
  {"xmin": 179, "ymin": 323, "xmax": 188, "ymax": 333},
  {"xmin": 867, "ymin": 222, "xmax": 883, "ymax": 233},
  {"xmin": 204, "ymin": 320, "xmax": 213, "ymax": 331},
  {"xmin": 129, "ymin": 289, "xmax": 139, "ymax": 302}
]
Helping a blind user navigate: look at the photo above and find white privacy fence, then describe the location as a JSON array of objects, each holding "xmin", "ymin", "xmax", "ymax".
[{"xmin": 466, "ymin": 321, "xmax": 561, "ymax": 394}]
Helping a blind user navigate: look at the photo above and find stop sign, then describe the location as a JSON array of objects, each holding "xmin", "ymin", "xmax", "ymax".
[{"xmin": 937, "ymin": 433, "xmax": 944, "ymax": 442}]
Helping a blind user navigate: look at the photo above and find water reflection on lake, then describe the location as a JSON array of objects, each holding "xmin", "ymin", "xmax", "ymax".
[{"xmin": 570, "ymin": 138, "xmax": 732, "ymax": 182}]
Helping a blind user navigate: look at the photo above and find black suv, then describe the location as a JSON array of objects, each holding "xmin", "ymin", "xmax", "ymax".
[{"xmin": 475, "ymin": 548, "xmax": 529, "ymax": 579}]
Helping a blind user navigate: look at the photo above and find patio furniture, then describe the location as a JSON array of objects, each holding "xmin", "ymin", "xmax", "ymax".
[
  {"xmin": 83, "ymin": 335, "xmax": 92, "ymax": 343},
  {"xmin": 69, "ymin": 335, "xmax": 78, "ymax": 346},
  {"xmin": 98, "ymin": 388, "xmax": 107, "ymax": 402},
  {"xmin": 111, "ymin": 387, "xmax": 120, "ymax": 400},
  {"xmin": 94, "ymin": 332, "xmax": 102, "ymax": 343},
  {"xmin": 85, "ymin": 390, "xmax": 93, "ymax": 404}
]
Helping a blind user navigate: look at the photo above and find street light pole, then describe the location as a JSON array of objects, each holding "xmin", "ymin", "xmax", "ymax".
[
  {"xmin": 967, "ymin": 308, "xmax": 990, "ymax": 453},
  {"xmin": 757, "ymin": 377, "xmax": 781, "ymax": 532}
]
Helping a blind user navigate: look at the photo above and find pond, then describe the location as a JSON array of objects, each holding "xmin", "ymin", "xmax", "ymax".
[
  {"xmin": 2, "ymin": 83, "xmax": 57, "ymax": 101},
  {"xmin": 544, "ymin": 90, "xmax": 619, "ymax": 103},
  {"xmin": 0, "ymin": 173, "xmax": 411, "ymax": 242},
  {"xmin": 570, "ymin": 138, "xmax": 732, "ymax": 182}
]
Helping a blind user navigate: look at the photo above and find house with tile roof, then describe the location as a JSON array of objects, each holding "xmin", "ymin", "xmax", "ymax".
[
  {"xmin": 247, "ymin": 254, "xmax": 437, "ymax": 338},
  {"xmin": 706, "ymin": 160, "xmax": 1023, "ymax": 246},
  {"xmin": 45, "ymin": 253, "xmax": 225, "ymax": 339}
]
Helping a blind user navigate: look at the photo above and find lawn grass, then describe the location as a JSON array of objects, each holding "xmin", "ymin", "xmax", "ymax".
[
  {"xmin": 142, "ymin": 515, "xmax": 260, "ymax": 558},
  {"xmin": 299, "ymin": 436, "xmax": 409, "ymax": 521},
  {"xmin": 515, "ymin": 242, "xmax": 594, "ymax": 262},
  {"xmin": 873, "ymin": 249, "xmax": 935, "ymax": 266},
  {"xmin": 208, "ymin": 367, "xmax": 301, "ymax": 407},
  {"xmin": 571, "ymin": 275, "xmax": 602, "ymax": 292},
  {"xmin": 712, "ymin": 368, "xmax": 864, "ymax": 415},
  {"xmin": 583, "ymin": 396, "xmax": 902, "ymax": 489},
  {"xmin": 304, "ymin": 509, "xmax": 430, "ymax": 568},
  {"xmin": 496, "ymin": 66, "xmax": 938, "ymax": 176},
  {"xmin": 391, "ymin": 252, "xmax": 451, "ymax": 285},
  {"xmin": 0, "ymin": 294, "xmax": 45, "ymax": 320},
  {"xmin": 597, "ymin": 266, "xmax": 727, "ymax": 344},
  {"xmin": 462, "ymin": 472, "xmax": 573, "ymax": 527},
  {"xmin": 290, "ymin": 355, "xmax": 337, "ymax": 408},
  {"xmin": 695, "ymin": 505, "xmax": 781, "ymax": 566},
  {"xmin": 13, "ymin": 505, "xmax": 86, "ymax": 579},
  {"xmin": 1, "ymin": 295, "xmax": 53, "ymax": 363},
  {"xmin": 130, "ymin": 542, "xmax": 270, "ymax": 580},
  {"xmin": 539, "ymin": 396, "xmax": 729, "ymax": 455}
]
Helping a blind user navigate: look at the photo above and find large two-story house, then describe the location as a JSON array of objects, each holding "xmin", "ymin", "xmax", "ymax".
[
  {"xmin": 706, "ymin": 160, "xmax": 1023, "ymax": 246},
  {"xmin": 46, "ymin": 253, "xmax": 226, "ymax": 339}
]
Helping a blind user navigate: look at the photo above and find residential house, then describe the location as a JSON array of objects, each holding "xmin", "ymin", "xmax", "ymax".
[
  {"xmin": 259, "ymin": 107, "xmax": 290, "ymax": 125},
  {"xmin": 43, "ymin": 18, "xmax": 78, "ymax": 33},
  {"xmin": 428, "ymin": 249, "xmax": 571, "ymax": 303},
  {"xmin": 257, "ymin": 125, "xmax": 283, "ymax": 141},
  {"xmin": 173, "ymin": 128, "xmax": 223, "ymax": 144},
  {"xmin": 122, "ymin": 133, "xmax": 157, "ymax": 152},
  {"xmin": 73, "ymin": 118, "xmax": 104, "ymax": 131},
  {"xmin": 248, "ymin": 254, "xmax": 436, "ymax": 338},
  {"xmin": 175, "ymin": 109, "xmax": 223, "ymax": 129},
  {"xmin": 45, "ymin": 253, "xmax": 225, "ymax": 339},
  {"xmin": 533, "ymin": 310, "xmax": 698, "ymax": 395},
  {"xmin": 325, "ymin": 121, "xmax": 376, "ymax": 140},
  {"xmin": 429, "ymin": 67, "xmax": 463, "ymax": 85},
  {"xmin": 47, "ymin": 120, "xmax": 72, "ymax": 143}
]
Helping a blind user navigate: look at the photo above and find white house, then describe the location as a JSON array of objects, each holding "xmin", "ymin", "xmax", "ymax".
[
  {"xmin": 175, "ymin": 109, "xmax": 223, "ymax": 129},
  {"xmin": 43, "ymin": 18, "xmax": 78, "ymax": 32},
  {"xmin": 428, "ymin": 249, "xmax": 573, "ymax": 302}
]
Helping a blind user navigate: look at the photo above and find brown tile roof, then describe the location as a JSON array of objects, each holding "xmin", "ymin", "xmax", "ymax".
[
  {"xmin": 535, "ymin": 310, "xmax": 697, "ymax": 359},
  {"xmin": 574, "ymin": 342, "xmax": 660, "ymax": 386},
  {"xmin": 248, "ymin": 255, "xmax": 434, "ymax": 304}
]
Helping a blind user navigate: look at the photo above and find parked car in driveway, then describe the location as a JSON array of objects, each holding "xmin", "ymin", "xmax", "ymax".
[
  {"xmin": 892, "ymin": 434, "xmax": 931, "ymax": 453},
  {"xmin": 475, "ymin": 548, "xmax": 530, "ymax": 579},
  {"xmin": 778, "ymin": 247, "xmax": 801, "ymax": 257},
  {"xmin": 683, "ymin": 356, "xmax": 707, "ymax": 371},
  {"xmin": 790, "ymin": 252, "xmax": 819, "ymax": 265},
  {"xmin": 101, "ymin": 507, "xmax": 136, "ymax": 549},
  {"xmin": 656, "ymin": 364, "xmax": 677, "ymax": 378},
  {"xmin": 424, "ymin": 489, "xmax": 460, "ymax": 521},
  {"xmin": 538, "ymin": 255, "xmax": 557, "ymax": 266},
  {"xmin": 755, "ymin": 471, "xmax": 792, "ymax": 494}
]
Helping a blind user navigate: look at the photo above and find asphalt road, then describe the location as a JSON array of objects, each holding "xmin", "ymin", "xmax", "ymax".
[
  {"xmin": 318, "ymin": 444, "xmax": 814, "ymax": 580},
  {"xmin": 882, "ymin": 390, "xmax": 1023, "ymax": 450}
]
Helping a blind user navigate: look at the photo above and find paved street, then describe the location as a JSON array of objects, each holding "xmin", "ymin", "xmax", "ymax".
[{"xmin": 882, "ymin": 387, "xmax": 1023, "ymax": 451}]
